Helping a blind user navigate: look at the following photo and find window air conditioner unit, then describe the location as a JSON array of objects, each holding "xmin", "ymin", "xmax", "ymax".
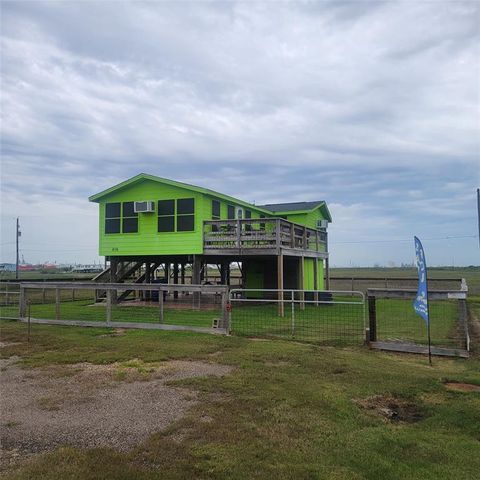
[
  {"xmin": 134, "ymin": 201, "xmax": 155, "ymax": 213},
  {"xmin": 317, "ymin": 219, "xmax": 328, "ymax": 230}
]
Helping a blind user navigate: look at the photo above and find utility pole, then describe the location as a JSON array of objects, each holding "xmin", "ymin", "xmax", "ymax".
[
  {"xmin": 477, "ymin": 188, "xmax": 480, "ymax": 249},
  {"xmin": 15, "ymin": 218, "xmax": 21, "ymax": 280}
]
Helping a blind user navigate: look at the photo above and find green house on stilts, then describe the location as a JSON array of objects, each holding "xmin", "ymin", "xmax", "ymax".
[{"xmin": 89, "ymin": 173, "xmax": 332, "ymax": 295}]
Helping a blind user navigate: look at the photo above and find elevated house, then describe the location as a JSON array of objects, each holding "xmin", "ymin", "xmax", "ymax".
[{"xmin": 89, "ymin": 173, "xmax": 331, "ymax": 297}]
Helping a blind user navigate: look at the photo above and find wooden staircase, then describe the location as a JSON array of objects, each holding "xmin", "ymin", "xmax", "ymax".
[{"xmin": 94, "ymin": 261, "xmax": 144, "ymax": 302}]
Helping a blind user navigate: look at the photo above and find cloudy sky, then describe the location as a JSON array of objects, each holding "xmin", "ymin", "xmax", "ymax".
[{"xmin": 1, "ymin": 0, "xmax": 479, "ymax": 267}]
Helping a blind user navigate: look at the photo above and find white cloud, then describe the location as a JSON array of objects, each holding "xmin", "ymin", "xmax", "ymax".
[{"xmin": 1, "ymin": 0, "xmax": 478, "ymax": 265}]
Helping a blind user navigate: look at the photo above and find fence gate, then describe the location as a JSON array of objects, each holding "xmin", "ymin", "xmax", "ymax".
[
  {"xmin": 229, "ymin": 289, "xmax": 365, "ymax": 346},
  {"xmin": 366, "ymin": 288, "xmax": 469, "ymax": 358}
]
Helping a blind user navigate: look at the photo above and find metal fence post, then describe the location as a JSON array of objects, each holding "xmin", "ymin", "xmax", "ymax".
[
  {"xmin": 158, "ymin": 286, "xmax": 164, "ymax": 323},
  {"xmin": 220, "ymin": 290, "xmax": 228, "ymax": 330},
  {"xmin": 19, "ymin": 286, "xmax": 26, "ymax": 318},
  {"xmin": 458, "ymin": 298, "xmax": 469, "ymax": 351},
  {"xmin": 55, "ymin": 288, "xmax": 60, "ymax": 320},
  {"xmin": 291, "ymin": 290, "xmax": 295, "ymax": 338},
  {"xmin": 27, "ymin": 301, "xmax": 31, "ymax": 343},
  {"xmin": 106, "ymin": 289, "xmax": 112, "ymax": 324},
  {"xmin": 367, "ymin": 295, "xmax": 377, "ymax": 343}
]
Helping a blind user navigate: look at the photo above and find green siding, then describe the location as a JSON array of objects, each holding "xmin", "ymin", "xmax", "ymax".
[
  {"xmin": 98, "ymin": 180, "xmax": 204, "ymax": 256},
  {"xmin": 97, "ymin": 180, "xmax": 274, "ymax": 256},
  {"xmin": 92, "ymin": 175, "xmax": 329, "ymax": 258},
  {"xmin": 303, "ymin": 258, "xmax": 325, "ymax": 290},
  {"xmin": 286, "ymin": 209, "xmax": 326, "ymax": 230}
]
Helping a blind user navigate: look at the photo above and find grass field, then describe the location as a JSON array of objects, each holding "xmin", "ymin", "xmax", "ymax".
[
  {"xmin": 1, "ymin": 319, "xmax": 479, "ymax": 480},
  {"xmin": 330, "ymin": 266, "xmax": 480, "ymax": 295}
]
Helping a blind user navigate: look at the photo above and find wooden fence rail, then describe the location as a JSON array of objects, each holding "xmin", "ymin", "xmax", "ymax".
[{"xmin": 18, "ymin": 282, "xmax": 230, "ymax": 332}]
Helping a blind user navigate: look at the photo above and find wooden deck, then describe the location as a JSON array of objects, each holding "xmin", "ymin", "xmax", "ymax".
[{"xmin": 203, "ymin": 218, "xmax": 327, "ymax": 258}]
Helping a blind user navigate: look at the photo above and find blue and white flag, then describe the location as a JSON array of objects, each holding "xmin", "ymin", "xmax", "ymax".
[{"xmin": 413, "ymin": 236, "xmax": 429, "ymax": 325}]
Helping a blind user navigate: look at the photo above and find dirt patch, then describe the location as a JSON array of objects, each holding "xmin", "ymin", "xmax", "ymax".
[
  {"xmin": 0, "ymin": 359, "xmax": 232, "ymax": 463},
  {"xmin": 444, "ymin": 382, "xmax": 480, "ymax": 393},
  {"xmin": 355, "ymin": 394, "xmax": 425, "ymax": 423},
  {"xmin": 0, "ymin": 342, "xmax": 22, "ymax": 349},
  {"xmin": 97, "ymin": 328, "xmax": 127, "ymax": 338},
  {"xmin": 263, "ymin": 360, "xmax": 291, "ymax": 367}
]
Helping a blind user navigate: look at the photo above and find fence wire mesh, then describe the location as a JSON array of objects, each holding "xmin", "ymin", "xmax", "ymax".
[
  {"xmin": 371, "ymin": 296, "xmax": 468, "ymax": 350},
  {"xmin": 230, "ymin": 290, "xmax": 365, "ymax": 346},
  {"xmin": 1, "ymin": 283, "xmax": 227, "ymax": 332}
]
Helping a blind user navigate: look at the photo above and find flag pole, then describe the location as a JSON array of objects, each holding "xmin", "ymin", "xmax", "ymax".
[{"xmin": 425, "ymin": 273, "xmax": 432, "ymax": 366}]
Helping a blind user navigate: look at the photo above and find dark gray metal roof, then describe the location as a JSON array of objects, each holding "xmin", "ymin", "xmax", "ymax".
[{"xmin": 258, "ymin": 201, "xmax": 325, "ymax": 213}]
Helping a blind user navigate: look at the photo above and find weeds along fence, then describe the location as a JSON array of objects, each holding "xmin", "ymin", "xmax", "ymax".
[
  {"xmin": 229, "ymin": 289, "xmax": 365, "ymax": 346},
  {"xmin": 1, "ymin": 282, "xmax": 229, "ymax": 334},
  {"xmin": 367, "ymin": 288, "xmax": 469, "ymax": 357}
]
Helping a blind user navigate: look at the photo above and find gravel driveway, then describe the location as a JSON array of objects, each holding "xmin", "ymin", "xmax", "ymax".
[{"xmin": 0, "ymin": 354, "xmax": 231, "ymax": 465}]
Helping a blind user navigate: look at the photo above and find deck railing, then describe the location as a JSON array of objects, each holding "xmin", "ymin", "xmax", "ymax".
[{"xmin": 203, "ymin": 218, "xmax": 327, "ymax": 253}]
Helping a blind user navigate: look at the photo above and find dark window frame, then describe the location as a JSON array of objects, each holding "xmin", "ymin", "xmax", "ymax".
[
  {"xmin": 245, "ymin": 210, "xmax": 252, "ymax": 231},
  {"xmin": 157, "ymin": 198, "xmax": 195, "ymax": 233},
  {"xmin": 105, "ymin": 202, "xmax": 121, "ymax": 234},
  {"xmin": 177, "ymin": 198, "xmax": 194, "ymax": 215},
  {"xmin": 158, "ymin": 199, "xmax": 175, "ymax": 216},
  {"xmin": 176, "ymin": 197, "xmax": 195, "ymax": 232},
  {"xmin": 158, "ymin": 215, "xmax": 175, "ymax": 232},
  {"xmin": 259, "ymin": 214, "xmax": 266, "ymax": 231},
  {"xmin": 211, "ymin": 199, "xmax": 221, "ymax": 232},
  {"xmin": 157, "ymin": 200, "xmax": 175, "ymax": 233},
  {"xmin": 121, "ymin": 201, "xmax": 138, "ymax": 234},
  {"xmin": 177, "ymin": 214, "xmax": 195, "ymax": 232}
]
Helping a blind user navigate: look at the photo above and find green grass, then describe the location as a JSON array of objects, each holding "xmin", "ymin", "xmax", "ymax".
[
  {"xmin": 0, "ymin": 299, "xmax": 220, "ymax": 328},
  {"xmin": 1, "ymin": 295, "xmax": 460, "ymax": 347},
  {"xmin": 375, "ymin": 299, "xmax": 459, "ymax": 346},
  {"xmin": 231, "ymin": 302, "xmax": 364, "ymax": 345},
  {"xmin": 0, "ymin": 319, "xmax": 479, "ymax": 479}
]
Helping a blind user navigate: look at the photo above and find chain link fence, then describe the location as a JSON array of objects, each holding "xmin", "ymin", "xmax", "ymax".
[{"xmin": 229, "ymin": 289, "xmax": 365, "ymax": 346}]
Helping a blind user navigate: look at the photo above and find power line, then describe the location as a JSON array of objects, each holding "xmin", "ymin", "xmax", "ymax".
[{"xmin": 330, "ymin": 235, "xmax": 477, "ymax": 245}]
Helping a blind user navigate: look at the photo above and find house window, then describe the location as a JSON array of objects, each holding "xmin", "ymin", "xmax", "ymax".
[
  {"xmin": 158, "ymin": 200, "xmax": 175, "ymax": 232},
  {"xmin": 177, "ymin": 198, "xmax": 195, "ymax": 232},
  {"xmin": 245, "ymin": 210, "xmax": 252, "ymax": 231},
  {"xmin": 212, "ymin": 200, "xmax": 220, "ymax": 219},
  {"xmin": 227, "ymin": 205, "xmax": 235, "ymax": 220},
  {"xmin": 105, "ymin": 202, "xmax": 121, "ymax": 234},
  {"xmin": 212, "ymin": 199, "xmax": 221, "ymax": 232},
  {"xmin": 157, "ymin": 198, "xmax": 195, "ymax": 232},
  {"xmin": 122, "ymin": 202, "xmax": 138, "ymax": 233},
  {"xmin": 260, "ymin": 214, "xmax": 266, "ymax": 231}
]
